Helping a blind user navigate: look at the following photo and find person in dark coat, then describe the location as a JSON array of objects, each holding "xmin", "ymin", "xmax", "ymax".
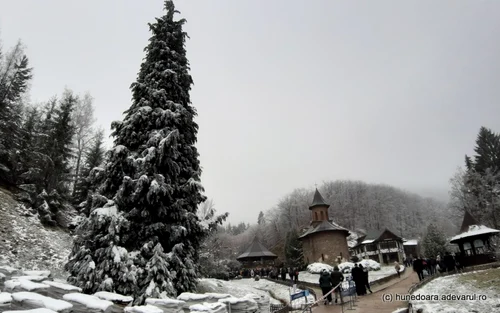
[
  {"xmin": 330, "ymin": 266, "xmax": 344, "ymax": 304},
  {"xmin": 413, "ymin": 256, "xmax": 424, "ymax": 281},
  {"xmin": 444, "ymin": 252, "xmax": 455, "ymax": 273},
  {"xmin": 319, "ymin": 269, "xmax": 333, "ymax": 305},
  {"xmin": 351, "ymin": 264, "xmax": 366, "ymax": 295},
  {"xmin": 280, "ymin": 267, "xmax": 286, "ymax": 280},
  {"xmin": 359, "ymin": 264, "xmax": 372, "ymax": 293}
]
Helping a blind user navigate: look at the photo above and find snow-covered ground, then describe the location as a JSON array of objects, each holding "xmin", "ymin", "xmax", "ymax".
[
  {"xmin": 0, "ymin": 188, "xmax": 72, "ymax": 273},
  {"xmin": 410, "ymin": 268, "xmax": 500, "ymax": 312},
  {"xmin": 197, "ymin": 278, "xmax": 314, "ymax": 308}
]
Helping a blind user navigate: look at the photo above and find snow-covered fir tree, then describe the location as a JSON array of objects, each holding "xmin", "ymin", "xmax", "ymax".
[
  {"xmin": 66, "ymin": 0, "xmax": 226, "ymax": 304},
  {"xmin": 422, "ymin": 223, "xmax": 448, "ymax": 258}
]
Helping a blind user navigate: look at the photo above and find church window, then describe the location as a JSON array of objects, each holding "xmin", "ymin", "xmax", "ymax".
[{"xmin": 320, "ymin": 211, "xmax": 324, "ymax": 220}]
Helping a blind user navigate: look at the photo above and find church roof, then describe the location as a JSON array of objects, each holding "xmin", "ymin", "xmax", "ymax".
[
  {"xmin": 309, "ymin": 188, "xmax": 330, "ymax": 210},
  {"xmin": 236, "ymin": 238, "xmax": 277, "ymax": 260},
  {"xmin": 459, "ymin": 211, "xmax": 479, "ymax": 233},
  {"xmin": 298, "ymin": 220, "xmax": 350, "ymax": 239}
]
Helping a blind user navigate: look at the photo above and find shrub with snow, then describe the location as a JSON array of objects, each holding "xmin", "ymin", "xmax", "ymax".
[
  {"xmin": 338, "ymin": 260, "xmax": 381, "ymax": 273},
  {"xmin": 306, "ymin": 263, "xmax": 333, "ymax": 274}
]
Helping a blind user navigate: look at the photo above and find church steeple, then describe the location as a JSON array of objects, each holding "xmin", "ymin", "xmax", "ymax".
[
  {"xmin": 309, "ymin": 188, "xmax": 330, "ymax": 225},
  {"xmin": 309, "ymin": 188, "xmax": 330, "ymax": 210}
]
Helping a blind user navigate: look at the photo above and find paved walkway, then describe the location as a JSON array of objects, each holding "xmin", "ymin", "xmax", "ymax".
[{"xmin": 311, "ymin": 270, "xmax": 420, "ymax": 313}]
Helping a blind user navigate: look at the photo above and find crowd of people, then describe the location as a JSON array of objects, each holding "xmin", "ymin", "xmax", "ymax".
[
  {"xmin": 318, "ymin": 264, "xmax": 374, "ymax": 305},
  {"xmin": 405, "ymin": 252, "xmax": 464, "ymax": 281},
  {"xmin": 238, "ymin": 266, "xmax": 302, "ymax": 283}
]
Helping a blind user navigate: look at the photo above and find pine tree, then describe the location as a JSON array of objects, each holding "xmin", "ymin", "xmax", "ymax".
[
  {"xmin": 0, "ymin": 41, "xmax": 33, "ymax": 185},
  {"xmin": 422, "ymin": 223, "xmax": 448, "ymax": 258},
  {"xmin": 74, "ymin": 129, "xmax": 105, "ymax": 205},
  {"xmin": 257, "ymin": 211, "xmax": 265, "ymax": 225},
  {"xmin": 44, "ymin": 91, "xmax": 76, "ymax": 193},
  {"xmin": 66, "ymin": 1, "xmax": 225, "ymax": 303},
  {"xmin": 285, "ymin": 229, "xmax": 304, "ymax": 267}
]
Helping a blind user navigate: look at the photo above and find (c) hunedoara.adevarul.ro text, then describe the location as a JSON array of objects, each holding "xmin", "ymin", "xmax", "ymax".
[{"xmin": 381, "ymin": 293, "xmax": 488, "ymax": 302}]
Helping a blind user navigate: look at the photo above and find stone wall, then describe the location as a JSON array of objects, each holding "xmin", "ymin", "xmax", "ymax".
[{"xmin": 302, "ymin": 231, "xmax": 350, "ymax": 265}]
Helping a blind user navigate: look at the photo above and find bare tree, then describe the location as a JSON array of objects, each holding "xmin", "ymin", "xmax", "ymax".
[{"xmin": 71, "ymin": 93, "xmax": 95, "ymax": 195}]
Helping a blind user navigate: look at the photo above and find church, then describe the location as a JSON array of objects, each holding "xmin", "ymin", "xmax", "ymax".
[{"xmin": 298, "ymin": 188, "xmax": 350, "ymax": 265}]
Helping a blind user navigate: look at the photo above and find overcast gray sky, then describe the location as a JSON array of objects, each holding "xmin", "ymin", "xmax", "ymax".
[{"xmin": 1, "ymin": 1, "xmax": 499, "ymax": 224}]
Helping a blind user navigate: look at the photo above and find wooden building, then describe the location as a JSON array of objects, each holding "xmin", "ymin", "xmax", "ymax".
[
  {"xmin": 449, "ymin": 211, "xmax": 499, "ymax": 267},
  {"xmin": 403, "ymin": 239, "xmax": 419, "ymax": 259},
  {"xmin": 236, "ymin": 238, "xmax": 277, "ymax": 267},
  {"xmin": 351, "ymin": 229, "xmax": 404, "ymax": 264},
  {"xmin": 298, "ymin": 189, "xmax": 350, "ymax": 265}
]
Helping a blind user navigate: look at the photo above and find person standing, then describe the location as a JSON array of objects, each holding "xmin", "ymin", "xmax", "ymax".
[
  {"xmin": 319, "ymin": 269, "xmax": 333, "ymax": 305},
  {"xmin": 359, "ymin": 264, "xmax": 372, "ymax": 293},
  {"xmin": 394, "ymin": 261, "xmax": 401, "ymax": 278},
  {"xmin": 330, "ymin": 266, "xmax": 344, "ymax": 304},
  {"xmin": 352, "ymin": 264, "xmax": 366, "ymax": 295},
  {"xmin": 413, "ymin": 256, "xmax": 424, "ymax": 281}
]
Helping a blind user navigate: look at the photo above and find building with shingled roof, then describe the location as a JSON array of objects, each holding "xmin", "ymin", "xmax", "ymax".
[
  {"xmin": 449, "ymin": 210, "xmax": 499, "ymax": 266},
  {"xmin": 236, "ymin": 237, "xmax": 277, "ymax": 267},
  {"xmin": 298, "ymin": 188, "xmax": 350, "ymax": 265},
  {"xmin": 351, "ymin": 229, "xmax": 404, "ymax": 264}
]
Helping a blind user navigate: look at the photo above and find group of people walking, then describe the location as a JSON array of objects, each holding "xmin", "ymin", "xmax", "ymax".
[
  {"xmin": 410, "ymin": 252, "xmax": 463, "ymax": 281},
  {"xmin": 318, "ymin": 264, "xmax": 373, "ymax": 305},
  {"xmin": 319, "ymin": 266, "xmax": 344, "ymax": 305}
]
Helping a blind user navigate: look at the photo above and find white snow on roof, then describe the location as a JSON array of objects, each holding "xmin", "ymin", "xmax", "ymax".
[
  {"xmin": 450, "ymin": 225, "xmax": 500, "ymax": 242},
  {"xmin": 403, "ymin": 240, "xmax": 418, "ymax": 246},
  {"xmin": 22, "ymin": 270, "xmax": 51, "ymax": 277},
  {"xmin": 3, "ymin": 309, "xmax": 58, "ymax": 313},
  {"xmin": 0, "ymin": 292, "xmax": 12, "ymax": 304},
  {"xmin": 94, "ymin": 291, "xmax": 133, "ymax": 303},
  {"xmin": 42, "ymin": 281, "xmax": 82, "ymax": 292},
  {"xmin": 361, "ymin": 239, "xmax": 374, "ymax": 244},
  {"xmin": 124, "ymin": 305, "xmax": 163, "ymax": 313},
  {"xmin": 11, "ymin": 292, "xmax": 73, "ymax": 311},
  {"xmin": 63, "ymin": 293, "xmax": 113, "ymax": 311},
  {"xmin": 5, "ymin": 279, "xmax": 50, "ymax": 291}
]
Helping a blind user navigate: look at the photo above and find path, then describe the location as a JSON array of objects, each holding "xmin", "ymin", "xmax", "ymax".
[{"xmin": 311, "ymin": 270, "xmax": 420, "ymax": 313}]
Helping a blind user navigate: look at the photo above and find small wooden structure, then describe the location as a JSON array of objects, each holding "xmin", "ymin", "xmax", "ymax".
[
  {"xmin": 236, "ymin": 238, "xmax": 277, "ymax": 267},
  {"xmin": 449, "ymin": 211, "xmax": 499, "ymax": 267},
  {"xmin": 351, "ymin": 229, "xmax": 405, "ymax": 264}
]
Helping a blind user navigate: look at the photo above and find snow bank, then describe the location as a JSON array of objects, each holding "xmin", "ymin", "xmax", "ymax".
[
  {"xmin": 94, "ymin": 291, "xmax": 133, "ymax": 303},
  {"xmin": 146, "ymin": 298, "xmax": 185, "ymax": 307},
  {"xmin": 42, "ymin": 281, "xmax": 82, "ymax": 292},
  {"xmin": 63, "ymin": 293, "xmax": 113, "ymax": 311},
  {"xmin": 12, "ymin": 275, "xmax": 47, "ymax": 282},
  {"xmin": 4, "ymin": 279, "xmax": 50, "ymax": 291},
  {"xmin": 0, "ymin": 265, "xmax": 18, "ymax": 274},
  {"xmin": 3, "ymin": 309, "xmax": 58, "ymax": 313},
  {"xmin": 22, "ymin": 270, "xmax": 51, "ymax": 277},
  {"xmin": 306, "ymin": 263, "xmax": 333, "ymax": 274},
  {"xmin": 177, "ymin": 292, "xmax": 211, "ymax": 302},
  {"xmin": 0, "ymin": 292, "xmax": 12, "ymax": 304},
  {"xmin": 189, "ymin": 302, "xmax": 227, "ymax": 313},
  {"xmin": 124, "ymin": 305, "xmax": 163, "ymax": 313},
  {"xmin": 410, "ymin": 269, "xmax": 500, "ymax": 312},
  {"xmin": 11, "ymin": 292, "xmax": 73, "ymax": 311}
]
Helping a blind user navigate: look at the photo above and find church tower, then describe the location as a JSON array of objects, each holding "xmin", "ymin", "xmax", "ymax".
[{"xmin": 299, "ymin": 188, "xmax": 351, "ymax": 265}]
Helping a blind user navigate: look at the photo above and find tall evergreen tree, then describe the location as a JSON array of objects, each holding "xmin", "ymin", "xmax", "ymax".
[
  {"xmin": 43, "ymin": 91, "xmax": 76, "ymax": 193},
  {"xmin": 284, "ymin": 229, "xmax": 304, "ymax": 267},
  {"xmin": 466, "ymin": 126, "xmax": 500, "ymax": 175},
  {"xmin": 74, "ymin": 129, "xmax": 105, "ymax": 205},
  {"xmin": 422, "ymin": 223, "xmax": 448, "ymax": 258},
  {"xmin": 257, "ymin": 211, "xmax": 265, "ymax": 225},
  {"xmin": 66, "ymin": 1, "xmax": 225, "ymax": 303},
  {"xmin": 0, "ymin": 41, "xmax": 33, "ymax": 185}
]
